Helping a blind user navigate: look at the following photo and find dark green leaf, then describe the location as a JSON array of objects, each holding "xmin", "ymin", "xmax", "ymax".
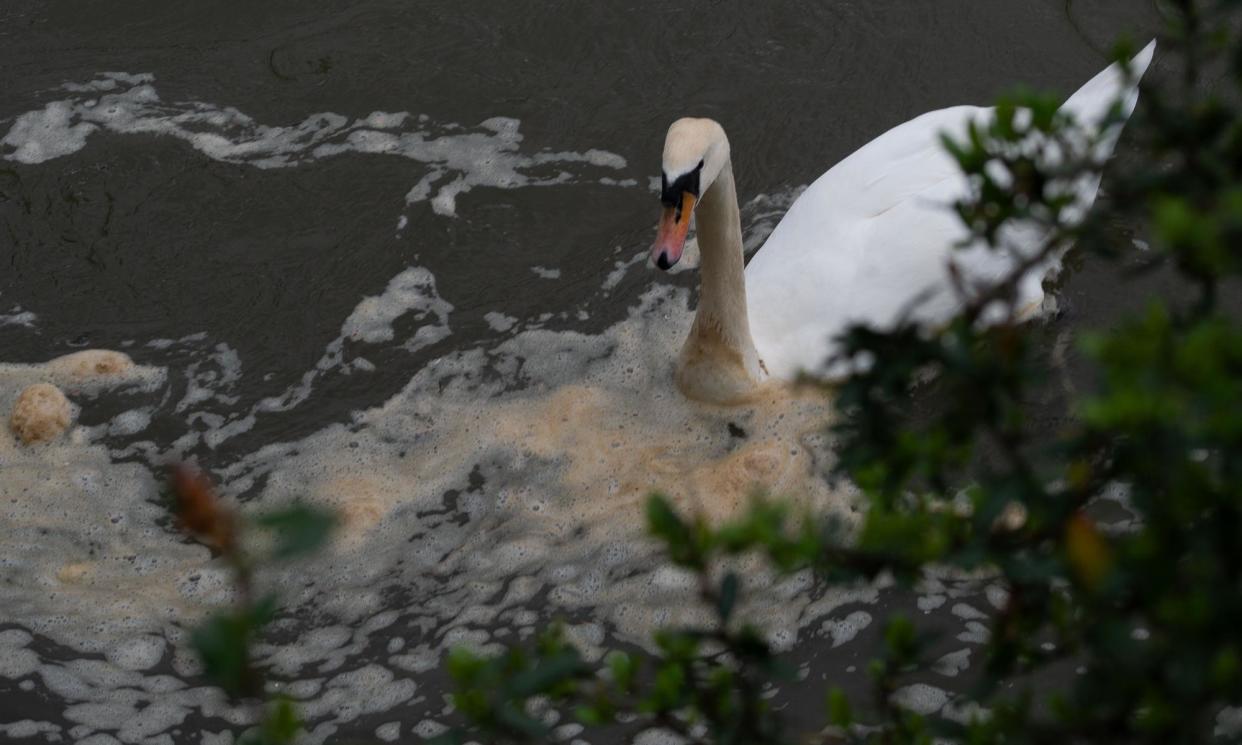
[{"xmin": 255, "ymin": 504, "xmax": 337, "ymax": 561}]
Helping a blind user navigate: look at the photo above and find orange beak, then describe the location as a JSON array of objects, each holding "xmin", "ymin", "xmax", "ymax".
[{"xmin": 651, "ymin": 192, "xmax": 696, "ymax": 270}]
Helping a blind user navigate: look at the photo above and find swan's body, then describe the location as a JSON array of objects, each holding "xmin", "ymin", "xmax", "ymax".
[{"xmin": 651, "ymin": 42, "xmax": 1155, "ymax": 404}]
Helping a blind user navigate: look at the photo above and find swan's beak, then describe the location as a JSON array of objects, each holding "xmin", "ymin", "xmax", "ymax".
[{"xmin": 651, "ymin": 192, "xmax": 695, "ymax": 271}]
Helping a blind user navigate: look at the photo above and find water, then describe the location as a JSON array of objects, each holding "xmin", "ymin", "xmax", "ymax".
[{"xmin": 0, "ymin": 1, "xmax": 1163, "ymax": 742}]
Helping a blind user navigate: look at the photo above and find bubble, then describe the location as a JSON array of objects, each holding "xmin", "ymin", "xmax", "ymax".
[{"xmin": 9, "ymin": 383, "xmax": 72, "ymax": 444}]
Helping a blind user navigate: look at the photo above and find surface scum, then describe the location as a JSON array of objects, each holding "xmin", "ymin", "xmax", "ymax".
[
  {"xmin": 0, "ymin": 284, "xmax": 869, "ymax": 743},
  {"xmin": 0, "ymin": 75, "xmax": 980, "ymax": 743}
]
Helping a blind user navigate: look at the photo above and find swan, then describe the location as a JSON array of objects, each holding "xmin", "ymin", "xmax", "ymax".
[{"xmin": 650, "ymin": 41, "xmax": 1156, "ymax": 405}]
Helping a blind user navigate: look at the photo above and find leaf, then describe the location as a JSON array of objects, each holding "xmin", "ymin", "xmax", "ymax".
[
  {"xmin": 191, "ymin": 594, "xmax": 279, "ymax": 698},
  {"xmin": 191, "ymin": 610, "xmax": 255, "ymax": 696},
  {"xmin": 827, "ymin": 687, "xmax": 853, "ymax": 727},
  {"xmin": 645, "ymin": 494, "xmax": 702, "ymax": 568},
  {"xmin": 495, "ymin": 701, "xmax": 551, "ymax": 739},
  {"xmin": 606, "ymin": 651, "xmax": 637, "ymax": 691},
  {"xmin": 1065, "ymin": 513, "xmax": 1113, "ymax": 590},
  {"xmin": 504, "ymin": 649, "xmax": 585, "ymax": 697},
  {"xmin": 260, "ymin": 697, "xmax": 301, "ymax": 745},
  {"xmin": 446, "ymin": 647, "xmax": 485, "ymax": 683},
  {"xmin": 255, "ymin": 504, "xmax": 337, "ymax": 561},
  {"xmin": 249, "ymin": 592, "xmax": 280, "ymax": 629},
  {"xmin": 575, "ymin": 704, "xmax": 605, "ymax": 726},
  {"xmin": 647, "ymin": 662, "xmax": 688, "ymax": 711},
  {"xmin": 170, "ymin": 464, "xmax": 237, "ymax": 551}
]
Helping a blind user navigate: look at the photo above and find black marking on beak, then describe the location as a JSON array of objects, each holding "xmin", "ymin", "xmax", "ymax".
[
  {"xmin": 656, "ymin": 253, "xmax": 672, "ymax": 270},
  {"xmin": 660, "ymin": 159, "xmax": 705, "ymax": 207}
]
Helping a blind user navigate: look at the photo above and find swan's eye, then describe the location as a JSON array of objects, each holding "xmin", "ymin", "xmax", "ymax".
[{"xmin": 659, "ymin": 161, "xmax": 704, "ymax": 208}]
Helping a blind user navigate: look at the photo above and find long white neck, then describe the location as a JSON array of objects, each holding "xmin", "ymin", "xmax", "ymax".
[{"xmin": 675, "ymin": 158, "xmax": 766, "ymax": 404}]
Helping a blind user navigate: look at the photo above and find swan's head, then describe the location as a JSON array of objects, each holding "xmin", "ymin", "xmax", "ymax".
[{"xmin": 651, "ymin": 118, "xmax": 730, "ymax": 270}]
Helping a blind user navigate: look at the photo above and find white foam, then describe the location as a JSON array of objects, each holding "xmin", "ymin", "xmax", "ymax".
[
  {"xmin": 1217, "ymin": 707, "xmax": 1242, "ymax": 738},
  {"xmin": 957, "ymin": 621, "xmax": 990, "ymax": 644},
  {"xmin": 154, "ymin": 267, "xmax": 453, "ymax": 452},
  {"xmin": 950, "ymin": 602, "xmax": 987, "ymax": 621},
  {"xmin": 0, "ymin": 631, "xmax": 40, "ymax": 679},
  {"xmin": 2, "ymin": 73, "xmax": 631, "ymax": 218},
  {"xmin": 107, "ymin": 409, "xmax": 153, "ymax": 437},
  {"xmin": 984, "ymin": 584, "xmax": 1009, "ymax": 610},
  {"xmin": 0, "ymin": 720, "xmax": 63, "ymax": 740},
  {"xmin": 890, "ymin": 683, "xmax": 950, "ymax": 715},
  {"xmin": 412, "ymin": 720, "xmax": 447, "ymax": 739},
  {"xmin": 342, "ymin": 268, "xmax": 448, "ymax": 344},
  {"xmin": 601, "ymin": 250, "xmax": 645, "ymax": 293},
  {"xmin": 634, "ymin": 729, "xmax": 685, "ymax": 745},
  {"xmin": 0, "ymin": 307, "xmax": 37, "ymax": 328},
  {"xmin": 822, "ymin": 610, "xmax": 873, "ymax": 647},
  {"xmin": 740, "ymin": 187, "xmax": 806, "ymax": 255},
  {"xmin": 933, "ymin": 648, "xmax": 972, "ymax": 677},
  {"xmin": 942, "ymin": 699, "xmax": 990, "ymax": 725},
  {"xmin": 483, "ymin": 311, "xmax": 518, "ymax": 333},
  {"xmin": 0, "ymin": 350, "xmax": 165, "ymax": 399}
]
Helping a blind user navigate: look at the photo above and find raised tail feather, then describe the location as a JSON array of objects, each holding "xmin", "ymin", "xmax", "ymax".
[
  {"xmin": 1049, "ymin": 40, "xmax": 1155, "ymax": 226},
  {"xmin": 1060, "ymin": 39, "xmax": 1157, "ymax": 157}
]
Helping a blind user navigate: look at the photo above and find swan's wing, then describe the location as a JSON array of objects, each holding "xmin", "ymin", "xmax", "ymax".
[
  {"xmin": 745, "ymin": 106, "xmax": 986, "ymax": 379},
  {"xmin": 743, "ymin": 44, "xmax": 1156, "ymax": 381}
]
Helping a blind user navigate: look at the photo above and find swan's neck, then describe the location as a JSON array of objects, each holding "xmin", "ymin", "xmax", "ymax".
[{"xmin": 676, "ymin": 159, "xmax": 766, "ymax": 404}]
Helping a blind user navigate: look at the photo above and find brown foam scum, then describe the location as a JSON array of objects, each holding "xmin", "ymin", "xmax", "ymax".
[
  {"xmin": 0, "ymin": 285, "xmax": 866, "ymax": 743},
  {"xmin": 241, "ymin": 286, "xmax": 859, "ymax": 659},
  {"xmin": 0, "ymin": 351, "xmax": 214, "ymax": 654}
]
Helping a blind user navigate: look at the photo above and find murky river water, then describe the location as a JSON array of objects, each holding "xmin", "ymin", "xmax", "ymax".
[{"xmin": 1, "ymin": 1, "xmax": 1164, "ymax": 742}]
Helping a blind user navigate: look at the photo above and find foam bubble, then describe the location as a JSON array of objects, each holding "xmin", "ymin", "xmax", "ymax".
[
  {"xmin": 822, "ymin": 610, "xmax": 873, "ymax": 648},
  {"xmin": 0, "ymin": 720, "xmax": 63, "ymax": 740},
  {"xmin": 933, "ymin": 648, "xmax": 972, "ymax": 677},
  {"xmin": 951, "ymin": 602, "xmax": 987, "ymax": 621},
  {"xmin": 957, "ymin": 621, "xmax": 991, "ymax": 644},
  {"xmin": 891, "ymin": 683, "xmax": 951, "ymax": 715},
  {"xmin": 104, "ymin": 636, "xmax": 166, "ymax": 672},
  {"xmin": 9, "ymin": 383, "xmax": 74, "ymax": 444},
  {"xmin": 484, "ymin": 312, "xmax": 518, "ymax": 333},
  {"xmin": 0, "ymin": 350, "xmax": 165, "ymax": 397},
  {"xmin": 0, "ymin": 307, "xmax": 37, "ymax": 328}
]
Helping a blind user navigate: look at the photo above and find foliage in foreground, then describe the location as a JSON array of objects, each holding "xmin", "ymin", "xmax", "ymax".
[
  {"xmin": 170, "ymin": 465, "xmax": 336, "ymax": 745},
  {"xmin": 438, "ymin": 3, "xmax": 1242, "ymax": 743}
]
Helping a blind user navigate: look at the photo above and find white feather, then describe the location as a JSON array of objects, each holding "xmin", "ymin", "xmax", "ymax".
[{"xmin": 743, "ymin": 41, "xmax": 1156, "ymax": 380}]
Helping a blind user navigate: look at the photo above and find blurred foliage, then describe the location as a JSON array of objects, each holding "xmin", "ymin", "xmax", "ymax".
[
  {"xmin": 440, "ymin": 1, "xmax": 1242, "ymax": 743},
  {"xmin": 170, "ymin": 464, "xmax": 337, "ymax": 745}
]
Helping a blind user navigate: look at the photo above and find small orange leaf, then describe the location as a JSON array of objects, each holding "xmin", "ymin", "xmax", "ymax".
[
  {"xmin": 1066, "ymin": 512, "xmax": 1112, "ymax": 589},
  {"xmin": 171, "ymin": 464, "xmax": 237, "ymax": 552}
]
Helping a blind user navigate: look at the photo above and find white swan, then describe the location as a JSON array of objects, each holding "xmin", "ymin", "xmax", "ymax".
[{"xmin": 650, "ymin": 41, "xmax": 1156, "ymax": 405}]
